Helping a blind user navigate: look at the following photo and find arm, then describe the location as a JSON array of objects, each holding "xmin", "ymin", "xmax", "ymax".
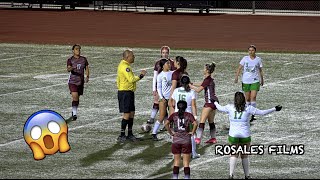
[
  {"xmin": 235, "ymin": 64, "xmax": 243, "ymax": 83},
  {"xmin": 189, "ymin": 84, "xmax": 204, "ymax": 93},
  {"xmin": 165, "ymin": 119, "xmax": 174, "ymax": 136},
  {"xmin": 152, "ymin": 70, "xmax": 158, "ymax": 93},
  {"xmin": 85, "ymin": 65, "xmax": 90, "ymax": 83},
  {"xmin": 67, "ymin": 59, "xmax": 74, "ymax": 72},
  {"xmin": 191, "ymin": 99, "xmax": 197, "ymax": 117},
  {"xmin": 214, "ymin": 102, "xmax": 229, "ymax": 113},
  {"xmin": 253, "ymin": 107, "xmax": 276, "ymax": 115},
  {"xmin": 123, "ymin": 67, "xmax": 141, "ymax": 83},
  {"xmin": 259, "ymin": 67, "xmax": 264, "ymax": 86},
  {"xmin": 190, "ymin": 120, "xmax": 198, "ymax": 136},
  {"xmin": 157, "ymin": 75, "xmax": 164, "ymax": 100}
]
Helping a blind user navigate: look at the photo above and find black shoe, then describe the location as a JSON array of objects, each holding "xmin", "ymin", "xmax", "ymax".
[
  {"xmin": 250, "ymin": 115, "xmax": 256, "ymax": 122},
  {"xmin": 229, "ymin": 175, "xmax": 234, "ymax": 179},
  {"xmin": 72, "ymin": 115, "xmax": 77, "ymax": 121},
  {"xmin": 127, "ymin": 134, "xmax": 138, "ymax": 142},
  {"xmin": 152, "ymin": 134, "xmax": 159, "ymax": 141},
  {"xmin": 159, "ymin": 126, "xmax": 167, "ymax": 132},
  {"xmin": 117, "ymin": 135, "xmax": 127, "ymax": 143},
  {"xmin": 245, "ymin": 176, "xmax": 252, "ymax": 179}
]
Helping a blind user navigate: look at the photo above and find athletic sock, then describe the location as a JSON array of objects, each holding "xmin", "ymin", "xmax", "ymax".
[
  {"xmin": 196, "ymin": 123, "xmax": 205, "ymax": 139},
  {"xmin": 121, "ymin": 119, "xmax": 128, "ymax": 136},
  {"xmin": 152, "ymin": 120, "xmax": 161, "ymax": 134},
  {"xmin": 230, "ymin": 156, "xmax": 237, "ymax": 176},
  {"xmin": 242, "ymin": 158, "xmax": 249, "ymax": 177},
  {"xmin": 209, "ymin": 123, "xmax": 216, "ymax": 138},
  {"xmin": 128, "ymin": 118, "xmax": 133, "ymax": 136}
]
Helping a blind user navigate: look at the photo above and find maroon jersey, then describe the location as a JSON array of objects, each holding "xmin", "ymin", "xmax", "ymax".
[
  {"xmin": 168, "ymin": 112, "xmax": 195, "ymax": 145},
  {"xmin": 201, "ymin": 76, "xmax": 218, "ymax": 103},
  {"xmin": 172, "ymin": 69, "xmax": 188, "ymax": 88},
  {"xmin": 67, "ymin": 56, "xmax": 89, "ymax": 86},
  {"xmin": 153, "ymin": 58, "xmax": 176, "ymax": 72}
]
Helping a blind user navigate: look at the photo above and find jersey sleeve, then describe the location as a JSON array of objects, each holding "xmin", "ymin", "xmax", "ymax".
[
  {"xmin": 249, "ymin": 106, "xmax": 276, "ymax": 115},
  {"xmin": 200, "ymin": 78, "xmax": 210, "ymax": 88},
  {"xmin": 122, "ymin": 66, "xmax": 140, "ymax": 83},
  {"xmin": 171, "ymin": 88, "xmax": 177, "ymax": 101},
  {"xmin": 67, "ymin": 58, "xmax": 72, "ymax": 66},
  {"xmin": 84, "ymin": 57, "xmax": 89, "ymax": 66},
  {"xmin": 258, "ymin": 57, "xmax": 263, "ymax": 68},
  {"xmin": 239, "ymin": 57, "xmax": 245, "ymax": 66},
  {"xmin": 171, "ymin": 70, "xmax": 179, "ymax": 81},
  {"xmin": 214, "ymin": 102, "xmax": 230, "ymax": 113},
  {"xmin": 191, "ymin": 90, "xmax": 196, "ymax": 100},
  {"xmin": 188, "ymin": 112, "xmax": 196, "ymax": 123},
  {"xmin": 167, "ymin": 113, "xmax": 174, "ymax": 122},
  {"xmin": 157, "ymin": 74, "xmax": 164, "ymax": 99},
  {"xmin": 153, "ymin": 70, "xmax": 158, "ymax": 91}
]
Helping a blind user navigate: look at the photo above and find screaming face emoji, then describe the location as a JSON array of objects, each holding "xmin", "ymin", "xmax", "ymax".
[{"xmin": 23, "ymin": 110, "xmax": 70, "ymax": 160}]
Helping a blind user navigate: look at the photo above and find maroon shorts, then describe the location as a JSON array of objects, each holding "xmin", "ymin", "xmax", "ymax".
[
  {"xmin": 69, "ymin": 84, "xmax": 84, "ymax": 96},
  {"xmin": 204, "ymin": 103, "xmax": 217, "ymax": 110},
  {"xmin": 172, "ymin": 143, "xmax": 192, "ymax": 154}
]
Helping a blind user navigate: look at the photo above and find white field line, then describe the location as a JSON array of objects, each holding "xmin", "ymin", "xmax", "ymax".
[
  {"xmin": 0, "ymin": 55, "xmax": 38, "ymax": 61},
  {"xmin": 147, "ymin": 121, "xmax": 320, "ymax": 179},
  {"xmin": 0, "ymin": 72, "xmax": 319, "ymax": 147}
]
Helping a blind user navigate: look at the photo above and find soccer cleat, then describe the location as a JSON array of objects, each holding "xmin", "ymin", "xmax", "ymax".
[
  {"xmin": 250, "ymin": 115, "xmax": 256, "ymax": 122},
  {"xmin": 191, "ymin": 153, "xmax": 200, "ymax": 159},
  {"xmin": 195, "ymin": 138, "xmax": 201, "ymax": 145},
  {"xmin": 245, "ymin": 176, "xmax": 252, "ymax": 179},
  {"xmin": 117, "ymin": 135, "xmax": 127, "ymax": 143},
  {"xmin": 229, "ymin": 175, "xmax": 234, "ymax": 179},
  {"xmin": 147, "ymin": 118, "xmax": 154, "ymax": 124},
  {"xmin": 205, "ymin": 138, "xmax": 217, "ymax": 144},
  {"xmin": 72, "ymin": 115, "xmax": 77, "ymax": 121},
  {"xmin": 126, "ymin": 135, "xmax": 138, "ymax": 142},
  {"xmin": 152, "ymin": 134, "xmax": 159, "ymax": 141},
  {"xmin": 159, "ymin": 126, "xmax": 167, "ymax": 132}
]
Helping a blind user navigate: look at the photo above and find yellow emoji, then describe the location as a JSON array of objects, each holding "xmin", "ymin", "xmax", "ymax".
[{"xmin": 23, "ymin": 110, "xmax": 70, "ymax": 160}]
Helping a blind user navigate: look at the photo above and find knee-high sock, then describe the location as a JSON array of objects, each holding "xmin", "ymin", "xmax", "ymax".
[
  {"xmin": 242, "ymin": 158, "xmax": 249, "ymax": 177},
  {"xmin": 196, "ymin": 123, "xmax": 205, "ymax": 139},
  {"xmin": 191, "ymin": 135, "xmax": 197, "ymax": 155},
  {"xmin": 184, "ymin": 167, "xmax": 190, "ymax": 179},
  {"xmin": 150, "ymin": 103, "xmax": 159, "ymax": 119},
  {"xmin": 72, "ymin": 101, "xmax": 79, "ymax": 115},
  {"xmin": 173, "ymin": 166, "xmax": 179, "ymax": 179},
  {"xmin": 251, "ymin": 101, "xmax": 256, "ymax": 108},
  {"xmin": 121, "ymin": 119, "xmax": 128, "ymax": 136},
  {"xmin": 230, "ymin": 156, "xmax": 238, "ymax": 176},
  {"xmin": 152, "ymin": 120, "xmax": 161, "ymax": 134},
  {"xmin": 128, "ymin": 118, "xmax": 133, "ymax": 136},
  {"xmin": 209, "ymin": 123, "xmax": 216, "ymax": 138},
  {"xmin": 246, "ymin": 101, "xmax": 251, "ymax": 106}
]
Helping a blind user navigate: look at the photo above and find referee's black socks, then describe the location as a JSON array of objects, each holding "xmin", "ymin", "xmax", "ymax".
[
  {"xmin": 128, "ymin": 118, "xmax": 134, "ymax": 136},
  {"xmin": 121, "ymin": 119, "xmax": 128, "ymax": 136}
]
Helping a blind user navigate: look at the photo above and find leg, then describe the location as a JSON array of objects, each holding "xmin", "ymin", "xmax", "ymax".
[
  {"xmin": 195, "ymin": 107, "xmax": 211, "ymax": 142},
  {"xmin": 241, "ymin": 143, "xmax": 251, "ymax": 178},
  {"xmin": 191, "ymin": 135, "xmax": 200, "ymax": 159},
  {"xmin": 173, "ymin": 154, "xmax": 181, "ymax": 179},
  {"xmin": 71, "ymin": 92, "xmax": 79, "ymax": 120},
  {"xmin": 148, "ymin": 93, "xmax": 160, "ymax": 124},
  {"xmin": 151, "ymin": 100, "xmax": 167, "ymax": 140},
  {"xmin": 182, "ymin": 153, "xmax": 191, "ymax": 179},
  {"xmin": 206, "ymin": 110, "xmax": 217, "ymax": 144},
  {"xmin": 127, "ymin": 111, "xmax": 135, "ymax": 137}
]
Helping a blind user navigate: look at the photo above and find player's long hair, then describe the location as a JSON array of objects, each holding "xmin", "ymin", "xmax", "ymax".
[
  {"xmin": 176, "ymin": 56, "xmax": 187, "ymax": 74},
  {"xmin": 160, "ymin": 46, "xmax": 170, "ymax": 57},
  {"xmin": 177, "ymin": 100, "xmax": 187, "ymax": 126},
  {"xmin": 205, "ymin": 62, "xmax": 216, "ymax": 74},
  {"xmin": 158, "ymin": 58, "xmax": 169, "ymax": 74},
  {"xmin": 180, "ymin": 75, "xmax": 191, "ymax": 92},
  {"xmin": 234, "ymin": 91, "xmax": 246, "ymax": 112}
]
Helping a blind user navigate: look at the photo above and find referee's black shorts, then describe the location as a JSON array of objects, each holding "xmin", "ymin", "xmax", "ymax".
[{"xmin": 118, "ymin": 90, "xmax": 135, "ymax": 113}]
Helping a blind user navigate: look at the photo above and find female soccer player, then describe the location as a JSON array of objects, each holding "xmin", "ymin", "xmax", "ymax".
[
  {"xmin": 147, "ymin": 46, "xmax": 175, "ymax": 124},
  {"xmin": 189, "ymin": 63, "xmax": 218, "ymax": 144},
  {"xmin": 165, "ymin": 100, "xmax": 198, "ymax": 179},
  {"xmin": 151, "ymin": 59, "xmax": 173, "ymax": 140},
  {"xmin": 235, "ymin": 45, "xmax": 264, "ymax": 122},
  {"xmin": 214, "ymin": 91, "xmax": 282, "ymax": 179},
  {"xmin": 171, "ymin": 75, "xmax": 200, "ymax": 159}
]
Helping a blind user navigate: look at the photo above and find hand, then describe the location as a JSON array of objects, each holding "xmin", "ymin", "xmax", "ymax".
[
  {"xmin": 275, "ymin": 105, "xmax": 282, "ymax": 111},
  {"xmin": 153, "ymin": 90, "xmax": 158, "ymax": 96},
  {"xmin": 85, "ymin": 76, "xmax": 89, "ymax": 83},
  {"xmin": 140, "ymin": 69, "xmax": 147, "ymax": 76},
  {"xmin": 260, "ymin": 79, "xmax": 264, "ymax": 86},
  {"xmin": 234, "ymin": 77, "xmax": 238, "ymax": 83},
  {"xmin": 188, "ymin": 132, "xmax": 195, "ymax": 136}
]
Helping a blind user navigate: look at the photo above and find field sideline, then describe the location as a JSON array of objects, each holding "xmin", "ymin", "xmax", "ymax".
[{"xmin": 0, "ymin": 43, "xmax": 319, "ymax": 179}]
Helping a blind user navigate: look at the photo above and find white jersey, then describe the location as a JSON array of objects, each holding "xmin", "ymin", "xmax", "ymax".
[
  {"xmin": 214, "ymin": 102, "xmax": 276, "ymax": 138},
  {"xmin": 157, "ymin": 71, "xmax": 173, "ymax": 99},
  {"xmin": 172, "ymin": 87, "xmax": 197, "ymax": 113},
  {"xmin": 240, "ymin": 56, "xmax": 263, "ymax": 84}
]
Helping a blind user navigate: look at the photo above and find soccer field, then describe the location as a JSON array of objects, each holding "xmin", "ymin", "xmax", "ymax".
[{"xmin": 0, "ymin": 43, "xmax": 319, "ymax": 179}]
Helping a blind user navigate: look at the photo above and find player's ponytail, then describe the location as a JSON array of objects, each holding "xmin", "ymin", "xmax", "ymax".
[
  {"xmin": 177, "ymin": 100, "xmax": 187, "ymax": 120},
  {"xmin": 176, "ymin": 56, "xmax": 188, "ymax": 74},
  {"xmin": 234, "ymin": 91, "xmax": 246, "ymax": 112},
  {"xmin": 180, "ymin": 75, "xmax": 191, "ymax": 92},
  {"xmin": 205, "ymin": 62, "xmax": 216, "ymax": 74},
  {"xmin": 158, "ymin": 58, "xmax": 169, "ymax": 74}
]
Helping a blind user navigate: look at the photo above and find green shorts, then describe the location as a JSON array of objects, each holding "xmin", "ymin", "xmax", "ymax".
[
  {"xmin": 242, "ymin": 82, "xmax": 260, "ymax": 92},
  {"xmin": 228, "ymin": 136, "xmax": 251, "ymax": 144}
]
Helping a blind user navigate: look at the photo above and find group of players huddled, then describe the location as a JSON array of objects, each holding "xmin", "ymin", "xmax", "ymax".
[{"xmin": 67, "ymin": 44, "xmax": 282, "ymax": 179}]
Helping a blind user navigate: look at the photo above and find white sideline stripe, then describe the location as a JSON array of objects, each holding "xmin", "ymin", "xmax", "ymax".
[
  {"xmin": 147, "ymin": 124, "xmax": 320, "ymax": 179},
  {"xmin": 0, "ymin": 71, "xmax": 319, "ymax": 146},
  {"xmin": 0, "ymin": 55, "xmax": 38, "ymax": 61}
]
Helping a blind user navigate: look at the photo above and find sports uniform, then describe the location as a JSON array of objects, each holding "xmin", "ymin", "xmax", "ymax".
[
  {"xmin": 240, "ymin": 56, "xmax": 263, "ymax": 92},
  {"xmin": 67, "ymin": 56, "xmax": 89, "ymax": 95}
]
